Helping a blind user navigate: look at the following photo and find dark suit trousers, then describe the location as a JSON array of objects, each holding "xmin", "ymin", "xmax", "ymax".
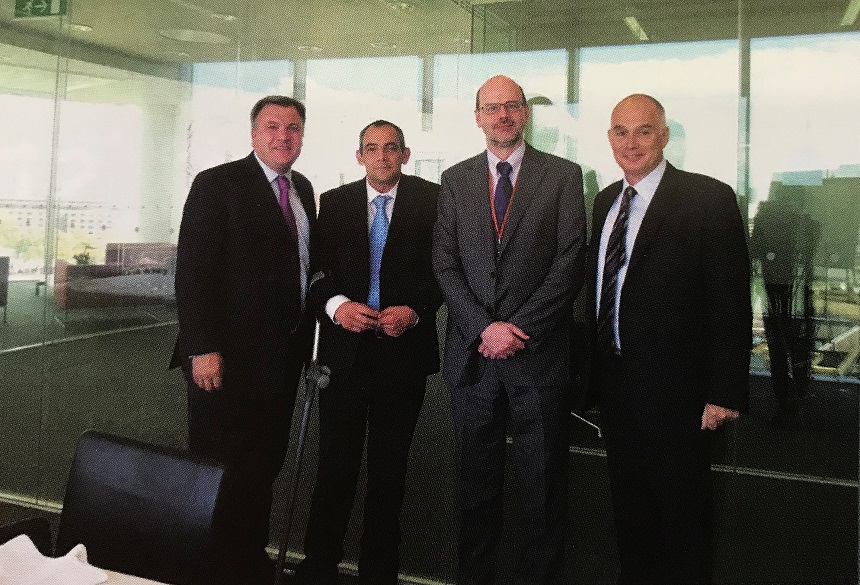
[
  {"xmin": 597, "ymin": 353, "xmax": 714, "ymax": 585},
  {"xmin": 297, "ymin": 337, "xmax": 426, "ymax": 585},
  {"xmin": 186, "ymin": 363, "xmax": 301, "ymax": 585},
  {"xmin": 450, "ymin": 361, "xmax": 569, "ymax": 585}
]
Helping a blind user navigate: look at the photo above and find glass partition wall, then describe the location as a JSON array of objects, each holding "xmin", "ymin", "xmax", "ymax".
[{"xmin": 1, "ymin": 1, "xmax": 858, "ymax": 582}]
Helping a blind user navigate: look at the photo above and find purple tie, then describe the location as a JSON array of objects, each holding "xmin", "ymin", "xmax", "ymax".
[{"xmin": 276, "ymin": 175, "xmax": 299, "ymax": 245}]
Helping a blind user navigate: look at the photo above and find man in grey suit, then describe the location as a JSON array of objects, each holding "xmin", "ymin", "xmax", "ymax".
[{"xmin": 433, "ymin": 75, "xmax": 587, "ymax": 585}]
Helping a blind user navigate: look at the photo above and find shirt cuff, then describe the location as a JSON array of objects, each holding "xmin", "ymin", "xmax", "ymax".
[{"xmin": 326, "ymin": 295, "xmax": 350, "ymax": 324}]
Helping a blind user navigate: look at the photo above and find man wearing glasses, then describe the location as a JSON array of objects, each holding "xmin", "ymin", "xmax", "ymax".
[
  {"xmin": 433, "ymin": 75, "xmax": 587, "ymax": 584},
  {"xmin": 293, "ymin": 120, "xmax": 441, "ymax": 585}
]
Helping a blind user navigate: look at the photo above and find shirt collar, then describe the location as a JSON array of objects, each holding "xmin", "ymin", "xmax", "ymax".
[
  {"xmin": 486, "ymin": 141, "xmax": 526, "ymax": 176},
  {"xmin": 623, "ymin": 158, "xmax": 667, "ymax": 200},
  {"xmin": 366, "ymin": 178, "xmax": 399, "ymax": 204},
  {"xmin": 254, "ymin": 152, "xmax": 292, "ymax": 184}
]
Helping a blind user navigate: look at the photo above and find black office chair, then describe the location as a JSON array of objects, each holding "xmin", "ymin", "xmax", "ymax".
[
  {"xmin": 55, "ymin": 430, "xmax": 225, "ymax": 585},
  {"xmin": 0, "ymin": 516, "xmax": 53, "ymax": 556}
]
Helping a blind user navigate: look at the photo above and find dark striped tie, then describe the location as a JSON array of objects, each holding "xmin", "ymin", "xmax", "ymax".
[{"xmin": 597, "ymin": 186, "xmax": 636, "ymax": 352}]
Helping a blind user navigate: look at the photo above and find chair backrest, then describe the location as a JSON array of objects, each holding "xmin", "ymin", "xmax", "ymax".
[{"xmin": 55, "ymin": 430, "xmax": 225, "ymax": 585}]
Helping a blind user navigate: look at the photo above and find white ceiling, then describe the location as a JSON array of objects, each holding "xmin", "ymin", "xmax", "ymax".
[{"xmin": 0, "ymin": 0, "xmax": 856, "ymax": 70}]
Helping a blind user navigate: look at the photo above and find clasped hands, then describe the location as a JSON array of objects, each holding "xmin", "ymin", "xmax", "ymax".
[
  {"xmin": 334, "ymin": 301, "xmax": 417, "ymax": 337},
  {"xmin": 479, "ymin": 321, "xmax": 529, "ymax": 360}
]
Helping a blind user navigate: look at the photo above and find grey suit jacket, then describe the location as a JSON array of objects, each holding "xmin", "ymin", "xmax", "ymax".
[{"xmin": 433, "ymin": 143, "xmax": 586, "ymax": 388}]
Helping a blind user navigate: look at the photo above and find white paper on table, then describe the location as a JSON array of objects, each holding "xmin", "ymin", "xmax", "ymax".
[{"xmin": 0, "ymin": 534, "xmax": 108, "ymax": 585}]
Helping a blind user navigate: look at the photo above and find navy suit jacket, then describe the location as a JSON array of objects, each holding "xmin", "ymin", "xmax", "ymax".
[
  {"xmin": 584, "ymin": 162, "xmax": 752, "ymax": 431},
  {"xmin": 171, "ymin": 152, "xmax": 316, "ymax": 399}
]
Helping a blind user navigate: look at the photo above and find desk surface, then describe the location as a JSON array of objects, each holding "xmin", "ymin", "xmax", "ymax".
[{"xmin": 106, "ymin": 570, "xmax": 171, "ymax": 585}]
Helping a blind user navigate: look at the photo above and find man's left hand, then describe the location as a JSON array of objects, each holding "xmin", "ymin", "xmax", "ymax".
[
  {"xmin": 377, "ymin": 306, "xmax": 418, "ymax": 338},
  {"xmin": 701, "ymin": 403, "xmax": 740, "ymax": 430}
]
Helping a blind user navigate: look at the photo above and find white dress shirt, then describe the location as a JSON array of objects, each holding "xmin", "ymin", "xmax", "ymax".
[
  {"xmin": 255, "ymin": 154, "xmax": 311, "ymax": 306},
  {"xmin": 596, "ymin": 159, "xmax": 667, "ymax": 350},
  {"xmin": 325, "ymin": 179, "xmax": 399, "ymax": 321}
]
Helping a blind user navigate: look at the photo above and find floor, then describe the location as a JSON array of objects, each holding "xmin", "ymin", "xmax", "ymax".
[{"xmin": 0, "ymin": 279, "xmax": 857, "ymax": 584}]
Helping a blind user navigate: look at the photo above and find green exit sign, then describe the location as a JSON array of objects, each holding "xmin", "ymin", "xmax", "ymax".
[{"xmin": 14, "ymin": 0, "xmax": 67, "ymax": 18}]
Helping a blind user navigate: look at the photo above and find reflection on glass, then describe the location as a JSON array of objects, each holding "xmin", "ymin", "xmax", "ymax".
[{"xmin": 0, "ymin": 3, "xmax": 859, "ymax": 582}]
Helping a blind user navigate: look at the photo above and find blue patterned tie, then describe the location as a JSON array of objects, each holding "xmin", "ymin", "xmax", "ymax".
[
  {"xmin": 597, "ymin": 186, "xmax": 636, "ymax": 352},
  {"xmin": 368, "ymin": 195, "xmax": 391, "ymax": 310},
  {"xmin": 494, "ymin": 160, "xmax": 513, "ymax": 230}
]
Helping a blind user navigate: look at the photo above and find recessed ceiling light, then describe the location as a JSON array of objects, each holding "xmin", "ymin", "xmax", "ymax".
[
  {"xmin": 297, "ymin": 45, "xmax": 323, "ymax": 53},
  {"xmin": 371, "ymin": 42, "xmax": 397, "ymax": 49},
  {"xmin": 385, "ymin": 1, "xmax": 414, "ymax": 11},
  {"xmin": 211, "ymin": 13, "xmax": 237, "ymax": 22},
  {"xmin": 624, "ymin": 16, "xmax": 649, "ymax": 42},
  {"xmin": 841, "ymin": 0, "xmax": 860, "ymax": 25},
  {"xmin": 70, "ymin": 23, "xmax": 93, "ymax": 32},
  {"xmin": 159, "ymin": 29, "xmax": 231, "ymax": 44}
]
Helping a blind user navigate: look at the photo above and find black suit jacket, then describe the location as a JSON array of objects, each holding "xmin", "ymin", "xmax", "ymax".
[
  {"xmin": 584, "ymin": 162, "xmax": 751, "ymax": 431},
  {"xmin": 307, "ymin": 174, "xmax": 442, "ymax": 383},
  {"xmin": 170, "ymin": 152, "xmax": 316, "ymax": 399},
  {"xmin": 433, "ymin": 144, "xmax": 586, "ymax": 388}
]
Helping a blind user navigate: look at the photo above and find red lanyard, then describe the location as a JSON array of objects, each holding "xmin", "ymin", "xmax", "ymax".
[{"xmin": 489, "ymin": 169, "xmax": 517, "ymax": 240}]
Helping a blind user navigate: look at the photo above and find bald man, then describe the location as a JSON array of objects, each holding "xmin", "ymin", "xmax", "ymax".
[
  {"xmin": 433, "ymin": 75, "xmax": 586, "ymax": 585},
  {"xmin": 584, "ymin": 94, "xmax": 751, "ymax": 583}
]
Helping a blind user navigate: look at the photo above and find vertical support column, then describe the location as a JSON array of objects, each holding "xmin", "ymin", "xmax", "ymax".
[
  {"xmin": 139, "ymin": 93, "xmax": 187, "ymax": 243},
  {"xmin": 421, "ymin": 55, "xmax": 434, "ymax": 132},
  {"xmin": 737, "ymin": 0, "xmax": 751, "ymax": 228},
  {"xmin": 293, "ymin": 59, "xmax": 307, "ymax": 102},
  {"xmin": 566, "ymin": 47, "xmax": 580, "ymax": 108},
  {"xmin": 43, "ymin": 38, "xmax": 69, "ymax": 286}
]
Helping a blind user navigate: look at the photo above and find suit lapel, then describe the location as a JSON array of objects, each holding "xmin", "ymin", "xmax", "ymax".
[
  {"xmin": 346, "ymin": 181, "xmax": 371, "ymax": 273},
  {"xmin": 592, "ymin": 180, "xmax": 622, "ymax": 247},
  {"xmin": 461, "ymin": 153, "xmax": 497, "ymax": 267},
  {"xmin": 293, "ymin": 172, "xmax": 317, "ymax": 228},
  {"xmin": 386, "ymin": 176, "xmax": 413, "ymax": 252},
  {"xmin": 240, "ymin": 153, "xmax": 293, "ymax": 241},
  {"xmin": 499, "ymin": 145, "xmax": 542, "ymax": 256},
  {"xmin": 627, "ymin": 162, "xmax": 678, "ymax": 272}
]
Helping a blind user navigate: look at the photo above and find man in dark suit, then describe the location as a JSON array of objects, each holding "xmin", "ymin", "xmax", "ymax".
[
  {"xmin": 432, "ymin": 75, "xmax": 586, "ymax": 585},
  {"xmin": 293, "ymin": 120, "xmax": 441, "ymax": 585},
  {"xmin": 585, "ymin": 94, "xmax": 751, "ymax": 584},
  {"xmin": 170, "ymin": 95, "xmax": 316, "ymax": 585},
  {"xmin": 749, "ymin": 196, "xmax": 820, "ymax": 425}
]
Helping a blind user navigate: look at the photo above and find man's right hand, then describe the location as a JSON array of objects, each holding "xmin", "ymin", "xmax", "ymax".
[
  {"xmin": 191, "ymin": 352, "xmax": 223, "ymax": 392},
  {"xmin": 334, "ymin": 301, "xmax": 380, "ymax": 333},
  {"xmin": 478, "ymin": 321, "xmax": 529, "ymax": 360}
]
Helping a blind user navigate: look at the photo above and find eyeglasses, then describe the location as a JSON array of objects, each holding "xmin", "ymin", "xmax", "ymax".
[{"xmin": 477, "ymin": 101, "xmax": 526, "ymax": 114}]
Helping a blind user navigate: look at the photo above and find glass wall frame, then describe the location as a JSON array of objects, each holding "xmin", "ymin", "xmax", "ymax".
[{"xmin": 1, "ymin": 0, "xmax": 858, "ymax": 582}]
